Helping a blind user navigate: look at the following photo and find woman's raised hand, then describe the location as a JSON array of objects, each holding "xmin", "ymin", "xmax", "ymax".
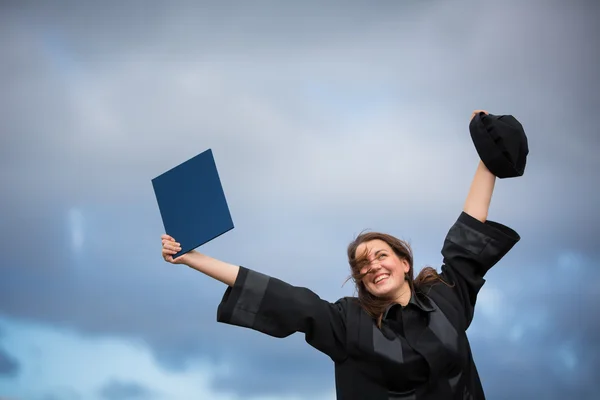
[
  {"xmin": 470, "ymin": 109, "xmax": 489, "ymax": 122},
  {"xmin": 159, "ymin": 234, "xmax": 239, "ymax": 286},
  {"xmin": 161, "ymin": 234, "xmax": 193, "ymax": 265}
]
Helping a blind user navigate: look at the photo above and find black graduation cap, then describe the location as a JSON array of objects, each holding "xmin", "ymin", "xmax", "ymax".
[
  {"xmin": 152, "ymin": 149, "xmax": 234, "ymax": 258},
  {"xmin": 469, "ymin": 112, "xmax": 529, "ymax": 178}
]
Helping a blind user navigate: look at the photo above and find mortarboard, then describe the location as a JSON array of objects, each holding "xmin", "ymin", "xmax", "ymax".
[
  {"xmin": 469, "ymin": 112, "xmax": 529, "ymax": 178},
  {"xmin": 151, "ymin": 149, "xmax": 234, "ymax": 258}
]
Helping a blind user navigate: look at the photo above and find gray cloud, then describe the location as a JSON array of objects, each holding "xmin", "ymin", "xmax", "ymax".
[
  {"xmin": 1, "ymin": 0, "xmax": 599, "ymax": 398},
  {"xmin": 468, "ymin": 253, "xmax": 600, "ymax": 399},
  {"xmin": 1, "ymin": 0, "xmax": 598, "ymax": 255},
  {"xmin": 99, "ymin": 380, "xmax": 155, "ymax": 400},
  {"xmin": 0, "ymin": 347, "xmax": 19, "ymax": 377}
]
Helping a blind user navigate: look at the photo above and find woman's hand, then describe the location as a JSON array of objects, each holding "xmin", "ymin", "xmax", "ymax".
[
  {"xmin": 161, "ymin": 234, "xmax": 194, "ymax": 265},
  {"xmin": 470, "ymin": 109, "xmax": 489, "ymax": 122}
]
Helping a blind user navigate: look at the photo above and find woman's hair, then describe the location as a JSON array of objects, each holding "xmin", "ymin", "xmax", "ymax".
[{"xmin": 346, "ymin": 231, "xmax": 447, "ymax": 327}]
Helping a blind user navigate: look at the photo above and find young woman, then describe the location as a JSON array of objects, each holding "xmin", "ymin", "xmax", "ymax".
[{"xmin": 160, "ymin": 110, "xmax": 521, "ymax": 399}]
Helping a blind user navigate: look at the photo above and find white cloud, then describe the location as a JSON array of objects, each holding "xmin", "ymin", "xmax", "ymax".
[{"xmin": 0, "ymin": 316, "xmax": 335, "ymax": 400}]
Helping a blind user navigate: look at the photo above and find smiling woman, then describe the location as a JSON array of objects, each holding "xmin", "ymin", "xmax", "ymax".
[
  {"xmin": 160, "ymin": 110, "xmax": 526, "ymax": 400},
  {"xmin": 346, "ymin": 232, "xmax": 447, "ymax": 328}
]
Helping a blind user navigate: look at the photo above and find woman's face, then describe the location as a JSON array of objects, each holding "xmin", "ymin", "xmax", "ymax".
[{"xmin": 356, "ymin": 239, "xmax": 410, "ymax": 299}]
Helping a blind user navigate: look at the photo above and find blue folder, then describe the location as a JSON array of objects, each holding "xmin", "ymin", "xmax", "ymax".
[{"xmin": 152, "ymin": 149, "xmax": 234, "ymax": 258}]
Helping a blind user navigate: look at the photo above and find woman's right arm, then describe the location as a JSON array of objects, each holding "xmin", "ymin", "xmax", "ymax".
[
  {"xmin": 160, "ymin": 234, "xmax": 350, "ymax": 363},
  {"xmin": 161, "ymin": 234, "xmax": 239, "ymax": 286}
]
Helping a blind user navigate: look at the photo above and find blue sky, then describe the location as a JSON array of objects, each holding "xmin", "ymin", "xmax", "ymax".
[{"xmin": 1, "ymin": 0, "xmax": 599, "ymax": 399}]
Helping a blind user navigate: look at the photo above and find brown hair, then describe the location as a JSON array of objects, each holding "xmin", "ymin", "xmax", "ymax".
[{"xmin": 346, "ymin": 231, "xmax": 448, "ymax": 327}]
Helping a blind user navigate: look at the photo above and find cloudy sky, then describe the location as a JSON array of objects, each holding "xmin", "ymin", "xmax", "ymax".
[{"xmin": 1, "ymin": 0, "xmax": 599, "ymax": 399}]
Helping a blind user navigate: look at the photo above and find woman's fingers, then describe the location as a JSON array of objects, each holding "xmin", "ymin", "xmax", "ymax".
[
  {"xmin": 163, "ymin": 242, "xmax": 181, "ymax": 251},
  {"xmin": 470, "ymin": 109, "xmax": 489, "ymax": 121},
  {"xmin": 161, "ymin": 235, "xmax": 182, "ymax": 263},
  {"xmin": 161, "ymin": 237, "xmax": 181, "ymax": 248}
]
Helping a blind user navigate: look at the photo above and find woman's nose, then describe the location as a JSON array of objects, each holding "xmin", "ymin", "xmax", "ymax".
[{"xmin": 369, "ymin": 262, "xmax": 382, "ymax": 271}]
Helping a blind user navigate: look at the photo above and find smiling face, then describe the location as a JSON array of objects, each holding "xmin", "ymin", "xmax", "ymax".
[{"xmin": 355, "ymin": 239, "xmax": 411, "ymax": 300}]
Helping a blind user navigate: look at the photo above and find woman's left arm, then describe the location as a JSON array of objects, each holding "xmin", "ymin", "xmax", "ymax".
[
  {"xmin": 463, "ymin": 160, "xmax": 496, "ymax": 223},
  {"xmin": 435, "ymin": 110, "xmax": 521, "ymax": 328},
  {"xmin": 463, "ymin": 110, "xmax": 495, "ymax": 223}
]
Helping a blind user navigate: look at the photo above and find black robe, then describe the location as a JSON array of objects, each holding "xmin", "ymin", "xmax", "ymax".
[{"xmin": 217, "ymin": 212, "xmax": 520, "ymax": 399}]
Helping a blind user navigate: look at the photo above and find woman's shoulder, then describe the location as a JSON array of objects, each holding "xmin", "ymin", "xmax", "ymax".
[
  {"xmin": 334, "ymin": 296, "xmax": 368, "ymax": 320},
  {"xmin": 335, "ymin": 296, "xmax": 360, "ymax": 308}
]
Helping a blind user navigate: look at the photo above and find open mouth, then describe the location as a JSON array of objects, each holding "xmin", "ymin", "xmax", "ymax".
[{"xmin": 374, "ymin": 274, "xmax": 389, "ymax": 285}]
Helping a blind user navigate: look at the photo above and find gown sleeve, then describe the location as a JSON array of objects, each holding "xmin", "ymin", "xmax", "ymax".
[
  {"xmin": 216, "ymin": 266, "xmax": 349, "ymax": 362},
  {"xmin": 439, "ymin": 211, "xmax": 520, "ymax": 328}
]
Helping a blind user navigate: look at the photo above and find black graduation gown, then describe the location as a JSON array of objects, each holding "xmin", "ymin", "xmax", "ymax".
[{"xmin": 216, "ymin": 212, "xmax": 520, "ymax": 399}]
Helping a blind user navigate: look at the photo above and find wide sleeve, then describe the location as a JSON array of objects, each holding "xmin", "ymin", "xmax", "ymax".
[
  {"xmin": 439, "ymin": 212, "xmax": 520, "ymax": 327},
  {"xmin": 216, "ymin": 266, "xmax": 349, "ymax": 362}
]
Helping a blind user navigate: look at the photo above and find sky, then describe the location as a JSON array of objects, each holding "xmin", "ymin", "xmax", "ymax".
[{"xmin": 1, "ymin": 0, "xmax": 599, "ymax": 399}]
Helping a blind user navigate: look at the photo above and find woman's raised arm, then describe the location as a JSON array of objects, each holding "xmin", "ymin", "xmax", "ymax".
[
  {"xmin": 463, "ymin": 110, "xmax": 496, "ymax": 223},
  {"xmin": 161, "ymin": 234, "xmax": 240, "ymax": 286},
  {"xmin": 160, "ymin": 234, "xmax": 349, "ymax": 362},
  {"xmin": 463, "ymin": 160, "xmax": 496, "ymax": 223}
]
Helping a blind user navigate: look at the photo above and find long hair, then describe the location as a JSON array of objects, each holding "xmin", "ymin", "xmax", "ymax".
[{"xmin": 346, "ymin": 231, "xmax": 447, "ymax": 327}]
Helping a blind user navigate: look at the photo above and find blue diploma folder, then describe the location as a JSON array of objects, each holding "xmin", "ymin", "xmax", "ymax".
[{"xmin": 151, "ymin": 149, "xmax": 234, "ymax": 258}]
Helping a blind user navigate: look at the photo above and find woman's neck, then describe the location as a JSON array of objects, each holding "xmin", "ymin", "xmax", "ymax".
[{"xmin": 393, "ymin": 282, "xmax": 412, "ymax": 307}]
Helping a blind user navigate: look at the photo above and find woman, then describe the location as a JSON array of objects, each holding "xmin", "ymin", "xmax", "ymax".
[{"xmin": 160, "ymin": 110, "xmax": 521, "ymax": 399}]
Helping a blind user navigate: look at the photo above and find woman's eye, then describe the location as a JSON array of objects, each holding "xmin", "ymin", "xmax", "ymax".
[{"xmin": 378, "ymin": 254, "xmax": 386, "ymax": 259}]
